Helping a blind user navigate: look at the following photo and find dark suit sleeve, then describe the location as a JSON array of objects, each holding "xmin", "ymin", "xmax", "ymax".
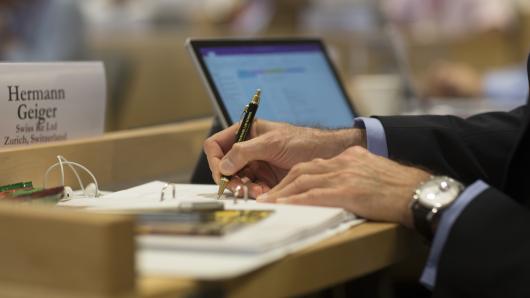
[
  {"xmin": 374, "ymin": 106, "xmax": 526, "ymax": 187},
  {"xmin": 433, "ymin": 187, "xmax": 530, "ymax": 298}
]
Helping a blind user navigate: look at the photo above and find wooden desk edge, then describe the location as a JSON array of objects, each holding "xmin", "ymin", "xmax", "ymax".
[{"xmin": 0, "ymin": 117, "xmax": 213, "ymax": 154}]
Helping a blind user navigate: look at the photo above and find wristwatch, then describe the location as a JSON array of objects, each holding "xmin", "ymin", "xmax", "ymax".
[{"xmin": 410, "ymin": 176, "xmax": 464, "ymax": 240}]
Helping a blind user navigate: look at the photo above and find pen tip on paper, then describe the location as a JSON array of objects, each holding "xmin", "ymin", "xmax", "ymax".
[{"xmin": 217, "ymin": 177, "xmax": 229, "ymax": 199}]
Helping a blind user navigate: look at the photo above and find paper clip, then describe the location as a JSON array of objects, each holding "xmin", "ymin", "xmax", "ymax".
[{"xmin": 160, "ymin": 183, "xmax": 176, "ymax": 202}]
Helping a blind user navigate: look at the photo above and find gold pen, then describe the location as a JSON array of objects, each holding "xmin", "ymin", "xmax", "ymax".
[{"xmin": 217, "ymin": 89, "xmax": 262, "ymax": 199}]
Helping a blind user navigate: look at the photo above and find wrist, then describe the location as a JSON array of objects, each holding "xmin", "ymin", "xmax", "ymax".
[
  {"xmin": 308, "ymin": 128, "xmax": 364, "ymax": 159},
  {"xmin": 334, "ymin": 128, "xmax": 367, "ymax": 151},
  {"xmin": 400, "ymin": 170, "xmax": 431, "ymax": 229}
]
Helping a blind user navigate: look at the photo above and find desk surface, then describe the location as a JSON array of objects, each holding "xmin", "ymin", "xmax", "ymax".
[{"xmin": 140, "ymin": 222, "xmax": 422, "ymax": 298}]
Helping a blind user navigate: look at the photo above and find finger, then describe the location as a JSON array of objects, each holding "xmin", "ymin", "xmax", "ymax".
[
  {"xmin": 220, "ymin": 135, "xmax": 276, "ymax": 176},
  {"xmin": 275, "ymin": 188, "xmax": 345, "ymax": 209},
  {"xmin": 204, "ymin": 139, "xmax": 223, "ymax": 184},
  {"xmin": 237, "ymin": 164, "xmax": 258, "ymax": 182},
  {"xmin": 226, "ymin": 162, "xmax": 279, "ymax": 197},
  {"xmin": 250, "ymin": 180, "xmax": 271, "ymax": 198},
  {"xmin": 226, "ymin": 177, "xmax": 268, "ymax": 198},
  {"xmin": 226, "ymin": 176, "xmax": 245, "ymax": 193},
  {"xmin": 207, "ymin": 157, "xmax": 222, "ymax": 184},
  {"xmin": 248, "ymin": 162, "xmax": 282, "ymax": 188},
  {"xmin": 267, "ymin": 159, "xmax": 329, "ymax": 197},
  {"xmin": 205, "ymin": 123, "xmax": 240, "ymax": 154},
  {"xmin": 204, "ymin": 124, "xmax": 240, "ymax": 183},
  {"xmin": 226, "ymin": 176, "xmax": 247, "ymax": 197},
  {"xmin": 234, "ymin": 162, "xmax": 274, "ymax": 184},
  {"xmin": 259, "ymin": 172, "xmax": 333, "ymax": 202}
]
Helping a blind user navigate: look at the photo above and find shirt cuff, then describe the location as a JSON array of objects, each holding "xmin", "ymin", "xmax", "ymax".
[
  {"xmin": 420, "ymin": 180, "xmax": 490, "ymax": 289},
  {"xmin": 353, "ymin": 117, "xmax": 389, "ymax": 158}
]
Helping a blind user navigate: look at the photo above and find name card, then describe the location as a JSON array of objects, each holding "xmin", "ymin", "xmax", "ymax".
[{"xmin": 0, "ymin": 62, "xmax": 106, "ymax": 148}]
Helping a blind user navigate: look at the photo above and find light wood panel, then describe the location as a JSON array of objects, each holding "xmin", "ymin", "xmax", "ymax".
[
  {"xmin": 90, "ymin": 31, "xmax": 214, "ymax": 130},
  {"xmin": 0, "ymin": 118, "xmax": 212, "ymax": 190},
  {"xmin": 0, "ymin": 203, "xmax": 135, "ymax": 298}
]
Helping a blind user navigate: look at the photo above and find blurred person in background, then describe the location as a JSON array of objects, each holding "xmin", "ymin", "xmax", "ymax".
[
  {"xmin": 425, "ymin": 60, "xmax": 528, "ymax": 105},
  {"xmin": 382, "ymin": 0, "xmax": 515, "ymax": 38},
  {"xmin": 198, "ymin": 0, "xmax": 308, "ymax": 35},
  {"xmin": 383, "ymin": 0, "xmax": 528, "ymax": 107},
  {"xmin": 0, "ymin": 0, "xmax": 86, "ymax": 61}
]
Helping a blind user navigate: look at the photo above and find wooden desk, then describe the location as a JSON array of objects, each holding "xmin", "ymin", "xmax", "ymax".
[
  {"xmin": 0, "ymin": 119, "xmax": 423, "ymax": 298},
  {"xmin": 211, "ymin": 223, "xmax": 421, "ymax": 298}
]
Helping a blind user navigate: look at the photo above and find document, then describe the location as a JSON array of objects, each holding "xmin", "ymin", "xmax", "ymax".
[{"xmin": 60, "ymin": 181, "xmax": 364, "ymax": 279}]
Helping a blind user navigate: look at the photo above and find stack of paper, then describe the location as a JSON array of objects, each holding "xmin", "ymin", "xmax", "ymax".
[{"xmin": 60, "ymin": 181, "xmax": 364, "ymax": 279}]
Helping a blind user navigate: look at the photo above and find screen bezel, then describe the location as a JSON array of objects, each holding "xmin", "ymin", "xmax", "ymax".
[{"xmin": 186, "ymin": 38, "xmax": 357, "ymax": 128}]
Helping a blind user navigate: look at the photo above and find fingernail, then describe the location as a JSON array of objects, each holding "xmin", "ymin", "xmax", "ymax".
[
  {"xmin": 256, "ymin": 193, "xmax": 268, "ymax": 202},
  {"xmin": 220, "ymin": 158, "xmax": 235, "ymax": 173}
]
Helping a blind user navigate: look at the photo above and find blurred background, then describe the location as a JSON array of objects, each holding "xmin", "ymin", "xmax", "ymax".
[{"xmin": 1, "ymin": 0, "xmax": 529, "ymax": 131}]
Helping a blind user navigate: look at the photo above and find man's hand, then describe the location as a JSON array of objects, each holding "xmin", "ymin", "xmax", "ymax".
[
  {"xmin": 203, "ymin": 119, "xmax": 366, "ymax": 198},
  {"xmin": 257, "ymin": 146, "xmax": 431, "ymax": 227}
]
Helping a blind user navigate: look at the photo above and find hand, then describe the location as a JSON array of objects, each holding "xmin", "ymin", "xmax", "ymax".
[
  {"xmin": 257, "ymin": 146, "xmax": 431, "ymax": 228},
  {"xmin": 203, "ymin": 119, "xmax": 367, "ymax": 198}
]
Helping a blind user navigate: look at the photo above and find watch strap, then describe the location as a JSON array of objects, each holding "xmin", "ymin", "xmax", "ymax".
[{"xmin": 411, "ymin": 199, "xmax": 434, "ymax": 240}]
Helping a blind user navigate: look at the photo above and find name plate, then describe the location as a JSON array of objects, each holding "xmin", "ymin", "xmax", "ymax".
[{"xmin": 0, "ymin": 62, "xmax": 106, "ymax": 148}]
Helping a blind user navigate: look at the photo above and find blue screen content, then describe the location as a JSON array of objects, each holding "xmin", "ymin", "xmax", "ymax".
[{"xmin": 201, "ymin": 44, "xmax": 355, "ymax": 128}]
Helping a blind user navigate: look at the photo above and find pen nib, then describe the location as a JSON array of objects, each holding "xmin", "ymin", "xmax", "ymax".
[{"xmin": 217, "ymin": 177, "xmax": 229, "ymax": 199}]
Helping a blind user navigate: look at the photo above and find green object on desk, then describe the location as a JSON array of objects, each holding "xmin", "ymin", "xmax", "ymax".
[
  {"xmin": 0, "ymin": 186, "xmax": 64, "ymax": 204},
  {"xmin": 0, "ymin": 181, "xmax": 33, "ymax": 192},
  {"xmin": 11, "ymin": 187, "xmax": 44, "ymax": 197}
]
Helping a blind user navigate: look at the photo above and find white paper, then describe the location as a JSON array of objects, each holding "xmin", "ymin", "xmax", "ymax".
[
  {"xmin": 0, "ymin": 62, "xmax": 106, "ymax": 148},
  {"xmin": 137, "ymin": 219, "xmax": 363, "ymax": 279},
  {"xmin": 58, "ymin": 181, "xmax": 220, "ymax": 209},
  {"xmin": 59, "ymin": 181, "xmax": 364, "ymax": 279}
]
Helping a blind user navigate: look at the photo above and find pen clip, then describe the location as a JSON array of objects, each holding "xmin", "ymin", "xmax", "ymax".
[
  {"xmin": 239, "ymin": 105, "xmax": 249, "ymax": 122},
  {"xmin": 236, "ymin": 104, "xmax": 249, "ymax": 135}
]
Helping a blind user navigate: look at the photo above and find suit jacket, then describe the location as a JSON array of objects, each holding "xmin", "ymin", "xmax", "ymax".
[{"xmin": 375, "ymin": 56, "xmax": 530, "ymax": 297}]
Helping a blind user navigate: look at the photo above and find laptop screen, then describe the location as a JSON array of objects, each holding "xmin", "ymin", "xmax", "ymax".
[{"xmin": 198, "ymin": 43, "xmax": 356, "ymax": 128}]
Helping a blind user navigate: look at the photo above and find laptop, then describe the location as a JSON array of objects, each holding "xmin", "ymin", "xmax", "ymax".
[{"xmin": 186, "ymin": 38, "xmax": 358, "ymax": 129}]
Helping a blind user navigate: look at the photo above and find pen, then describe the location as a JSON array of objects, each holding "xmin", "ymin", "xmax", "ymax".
[{"xmin": 217, "ymin": 89, "xmax": 261, "ymax": 199}]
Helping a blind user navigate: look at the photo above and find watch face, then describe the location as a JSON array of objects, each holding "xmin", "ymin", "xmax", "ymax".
[{"xmin": 418, "ymin": 178, "xmax": 461, "ymax": 209}]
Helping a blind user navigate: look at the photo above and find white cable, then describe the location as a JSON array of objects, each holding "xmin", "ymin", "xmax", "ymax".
[
  {"xmin": 57, "ymin": 155, "xmax": 65, "ymax": 187},
  {"xmin": 63, "ymin": 161, "xmax": 99, "ymax": 197},
  {"xmin": 43, "ymin": 159, "xmax": 100, "ymax": 198},
  {"xmin": 58, "ymin": 155, "xmax": 85, "ymax": 193},
  {"xmin": 45, "ymin": 156, "xmax": 82, "ymax": 191}
]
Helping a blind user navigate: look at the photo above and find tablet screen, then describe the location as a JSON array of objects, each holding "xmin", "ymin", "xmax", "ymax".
[{"xmin": 197, "ymin": 43, "xmax": 356, "ymax": 128}]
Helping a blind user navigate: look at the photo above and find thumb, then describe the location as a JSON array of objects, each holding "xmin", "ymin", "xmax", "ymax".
[{"xmin": 220, "ymin": 136, "xmax": 274, "ymax": 176}]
